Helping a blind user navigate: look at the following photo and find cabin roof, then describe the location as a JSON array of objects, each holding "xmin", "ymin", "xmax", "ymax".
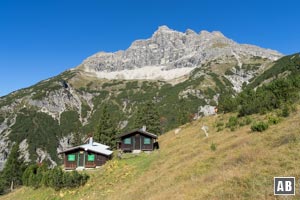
[
  {"xmin": 118, "ymin": 129, "xmax": 158, "ymax": 139},
  {"xmin": 58, "ymin": 141, "xmax": 113, "ymax": 156}
]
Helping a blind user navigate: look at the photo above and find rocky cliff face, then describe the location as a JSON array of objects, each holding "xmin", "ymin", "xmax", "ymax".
[{"xmin": 81, "ymin": 26, "xmax": 282, "ymax": 80}]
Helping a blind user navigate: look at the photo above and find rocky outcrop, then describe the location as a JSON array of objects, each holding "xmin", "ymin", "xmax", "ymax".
[
  {"xmin": 19, "ymin": 139, "xmax": 31, "ymax": 163},
  {"xmin": 36, "ymin": 148, "xmax": 57, "ymax": 168},
  {"xmin": 28, "ymin": 87, "xmax": 83, "ymax": 122}
]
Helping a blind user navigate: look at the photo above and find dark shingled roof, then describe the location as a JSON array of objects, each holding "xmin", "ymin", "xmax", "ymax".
[{"xmin": 118, "ymin": 129, "xmax": 158, "ymax": 139}]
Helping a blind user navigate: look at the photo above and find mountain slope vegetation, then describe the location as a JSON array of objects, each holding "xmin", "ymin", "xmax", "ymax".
[
  {"xmin": 219, "ymin": 53, "xmax": 300, "ymax": 116},
  {"xmin": 2, "ymin": 106, "xmax": 300, "ymax": 199}
]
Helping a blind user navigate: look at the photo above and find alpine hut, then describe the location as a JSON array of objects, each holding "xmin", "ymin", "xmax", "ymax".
[
  {"xmin": 117, "ymin": 126, "xmax": 158, "ymax": 152},
  {"xmin": 59, "ymin": 137, "xmax": 113, "ymax": 170}
]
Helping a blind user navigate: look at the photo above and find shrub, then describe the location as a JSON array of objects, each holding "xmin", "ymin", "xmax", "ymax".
[
  {"xmin": 268, "ymin": 115, "xmax": 280, "ymax": 125},
  {"xmin": 210, "ymin": 142, "xmax": 217, "ymax": 151},
  {"xmin": 0, "ymin": 177, "xmax": 5, "ymax": 195},
  {"xmin": 48, "ymin": 167, "xmax": 64, "ymax": 190},
  {"xmin": 244, "ymin": 116, "xmax": 252, "ymax": 125},
  {"xmin": 22, "ymin": 165, "xmax": 89, "ymax": 190},
  {"xmin": 218, "ymin": 94, "xmax": 238, "ymax": 113},
  {"xmin": 215, "ymin": 120, "xmax": 224, "ymax": 132},
  {"xmin": 239, "ymin": 116, "xmax": 252, "ymax": 127},
  {"xmin": 226, "ymin": 116, "xmax": 238, "ymax": 131},
  {"xmin": 251, "ymin": 121, "xmax": 269, "ymax": 132},
  {"xmin": 281, "ymin": 105, "xmax": 290, "ymax": 117}
]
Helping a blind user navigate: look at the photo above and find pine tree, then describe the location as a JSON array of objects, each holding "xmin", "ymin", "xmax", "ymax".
[
  {"xmin": 1, "ymin": 143, "xmax": 24, "ymax": 191},
  {"xmin": 134, "ymin": 101, "xmax": 161, "ymax": 134},
  {"xmin": 72, "ymin": 128, "xmax": 82, "ymax": 146},
  {"xmin": 176, "ymin": 100, "xmax": 189, "ymax": 125},
  {"xmin": 95, "ymin": 104, "xmax": 117, "ymax": 148}
]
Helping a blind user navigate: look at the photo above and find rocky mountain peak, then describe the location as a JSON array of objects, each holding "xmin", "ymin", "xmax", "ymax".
[
  {"xmin": 80, "ymin": 26, "xmax": 283, "ymax": 81},
  {"xmin": 212, "ymin": 31, "xmax": 225, "ymax": 38},
  {"xmin": 155, "ymin": 25, "xmax": 175, "ymax": 33},
  {"xmin": 185, "ymin": 29, "xmax": 197, "ymax": 35}
]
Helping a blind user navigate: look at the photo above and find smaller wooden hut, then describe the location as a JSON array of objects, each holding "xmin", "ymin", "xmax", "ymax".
[
  {"xmin": 117, "ymin": 127, "xmax": 158, "ymax": 152},
  {"xmin": 59, "ymin": 137, "xmax": 112, "ymax": 170}
]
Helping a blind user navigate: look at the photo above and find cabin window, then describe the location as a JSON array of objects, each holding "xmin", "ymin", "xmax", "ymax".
[
  {"xmin": 88, "ymin": 154, "xmax": 95, "ymax": 161},
  {"xmin": 67, "ymin": 154, "xmax": 76, "ymax": 161},
  {"xmin": 124, "ymin": 137, "xmax": 131, "ymax": 144},
  {"xmin": 144, "ymin": 138, "xmax": 151, "ymax": 144}
]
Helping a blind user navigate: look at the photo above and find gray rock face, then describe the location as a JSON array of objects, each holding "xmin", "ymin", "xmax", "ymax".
[
  {"xmin": 81, "ymin": 26, "xmax": 282, "ymax": 80},
  {"xmin": 36, "ymin": 148, "xmax": 57, "ymax": 168},
  {"xmin": 19, "ymin": 139, "xmax": 31, "ymax": 163},
  {"xmin": 28, "ymin": 87, "xmax": 82, "ymax": 121}
]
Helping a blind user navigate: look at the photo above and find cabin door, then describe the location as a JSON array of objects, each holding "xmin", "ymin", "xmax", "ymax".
[
  {"xmin": 135, "ymin": 134, "xmax": 141, "ymax": 150},
  {"xmin": 78, "ymin": 152, "xmax": 84, "ymax": 167}
]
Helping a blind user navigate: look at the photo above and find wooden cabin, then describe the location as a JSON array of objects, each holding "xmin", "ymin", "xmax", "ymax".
[
  {"xmin": 59, "ymin": 137, "xmax": 113, "ymax": 170},
  {"xmin": 117, "ymin": 127, "xmax": 158, "ymax": 152}
]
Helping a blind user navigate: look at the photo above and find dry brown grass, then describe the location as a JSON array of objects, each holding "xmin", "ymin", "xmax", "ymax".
[{"xmin": 2, "ymin": 109, "xmax": 300, "ymax": 200}]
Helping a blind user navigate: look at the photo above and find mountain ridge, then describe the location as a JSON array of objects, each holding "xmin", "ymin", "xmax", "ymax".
[{"xmin": 80, "ymin": 25, "xmax": 282, "ymax": 81}]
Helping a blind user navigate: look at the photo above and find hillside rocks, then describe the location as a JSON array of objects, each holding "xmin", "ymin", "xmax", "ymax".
[
  {"xmin": 19, "ymin": 139, "xmax": 31, "ymax": 163},
  {"xmin": 36, "ymin": 148, "xmax": 57, "ymax": 168},
  {"xmin": 28, "ymin": 88, "xmax": 82, "ymax": 121},
  {"xmin": 81, "ymin": 26, "xmax": 282, "ymax": 80}
]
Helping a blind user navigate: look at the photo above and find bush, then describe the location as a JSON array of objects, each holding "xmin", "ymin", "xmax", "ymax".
[
  {"xmin": 281, "ymin": 105, "xmax": 290, "ymax": 117},
  {"xmin": 48, "ymin": 167, "xmax": 64, "ymax": 190},
  {"xmin": 251, "ymin": 121, "xmax": 269, "ymax": 132},
  {"xmin": 218, "ymin": 94, "xmax": 237, "ymax": 113},
  {"xmin": 226, "ymin": 116, "xmax": 238, "ymax": 131},
  {"xmin": 215, "ymin": 121, "xmax": 224, "ymax": 131},
  {"xmin": 210, "ymin": 142, "xmax": 217, "ymax": 151},
  {"xmin": 238, "ymin": 116, "xmax": 253, "ymax": 127},
  {"xmin": 0, "ymin": 177, "xmax": 5, "ymax": 194},
  {"xmin": 244, "ymin": 116, "xmax": 252, "ymax": 125},
  {"xmin": 22, "ymin": 165, "xmax": 89, "ymax": 190},
  {"xmin": 268, "ymin": 115, "xmax": 280, "ymax": 125}
]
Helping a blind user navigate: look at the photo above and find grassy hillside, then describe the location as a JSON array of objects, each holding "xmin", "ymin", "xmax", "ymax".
[{"xmin": 2, "ymin": 106, "xmax": 300, "ymax": 199}]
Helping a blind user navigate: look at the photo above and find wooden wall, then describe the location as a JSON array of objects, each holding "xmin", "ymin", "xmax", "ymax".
[
  {"xmin": 120, "ymin": 132, "xmax": 155, "ymax": 151},
  {"xmin": 63, "ymin": 149, "xmax": 111, "ymax": 169}
]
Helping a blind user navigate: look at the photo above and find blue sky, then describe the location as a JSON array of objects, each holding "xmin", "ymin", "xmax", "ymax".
[{"xmin": 0, "ymin": 0, "xmax": 299, "ymax": 97}]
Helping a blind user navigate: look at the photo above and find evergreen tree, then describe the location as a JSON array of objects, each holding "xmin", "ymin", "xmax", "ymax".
[
  {"xmin": 72, "ymin": 129, "xmax": 82, "ymax": 146},
  {"xmin": 95, "ymin": 104, "xmax": 117, "ymax": 148},
  {"xmin": 1, "ymin": 143, "xmax": 24, "ymax": 191},
  {"xmin": 0, "ymin": 174, "xmax": 5, "ymax": 194},
  {"xmin": 176, "ymin": 100, "xmax": 189, "ymax": 125},
  {"xmin": 134, "ymin": 101, "xmax": 161, "ymax": 134},
  {"xmin": 218, "ymin": 94, "xmax": 237, "ymax": 113}
]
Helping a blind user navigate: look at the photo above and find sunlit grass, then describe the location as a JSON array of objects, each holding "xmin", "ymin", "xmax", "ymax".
[{"xmin": 2, "ymin": 106, "xmax": 300, "ymax": 199}]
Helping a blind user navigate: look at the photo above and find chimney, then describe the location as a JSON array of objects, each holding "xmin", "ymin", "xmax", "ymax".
[
  {"xmin": 89, "ymin": 137, "xmax": 93, "ymax": 145},
  {"xmin": 142, "ymin": 125, "xmax": 146, "ymax": 132}
]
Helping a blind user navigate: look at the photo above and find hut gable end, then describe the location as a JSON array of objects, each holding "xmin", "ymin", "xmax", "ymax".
[{"xmin": 117, "ymin": 129, "xmax": 158, "ymax": 152}]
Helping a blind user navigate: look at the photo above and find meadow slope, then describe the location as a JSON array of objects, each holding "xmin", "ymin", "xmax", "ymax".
[{"xmin": 2, "ymin": 109, "xmax": 300, "ymax": 200}]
